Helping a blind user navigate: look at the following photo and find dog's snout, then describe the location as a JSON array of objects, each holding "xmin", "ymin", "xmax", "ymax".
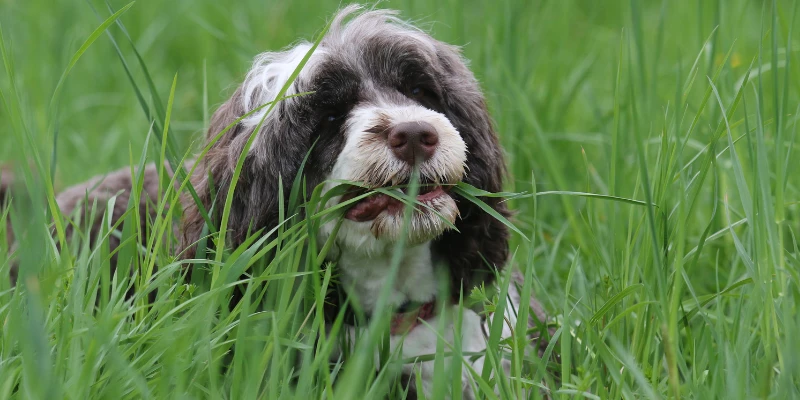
[{"xmin": 387, "ymin": 121, "xmax": 439, "ymax": 164}]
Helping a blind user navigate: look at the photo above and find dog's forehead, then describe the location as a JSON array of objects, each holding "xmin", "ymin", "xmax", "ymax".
[{"xmin": 314, "ymin": 32, "xmax": 440, "ymax": 87}]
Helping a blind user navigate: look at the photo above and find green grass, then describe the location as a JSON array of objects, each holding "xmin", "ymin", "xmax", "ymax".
[{"xmin": 2, "ymin": 0, "xmax": 800, "ymax": 398}]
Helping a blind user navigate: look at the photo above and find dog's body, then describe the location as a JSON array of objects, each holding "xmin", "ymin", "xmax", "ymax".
[{"xmin": 3, "ymin": 6, "xmax": 550, "ymax": 398}]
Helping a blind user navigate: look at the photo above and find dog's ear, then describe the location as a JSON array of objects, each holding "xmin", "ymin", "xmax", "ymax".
[
  {"xmin": 431, "ymin": 43, "xmax": 511, "ymax": 292},
  {"xmin": 180, "ymin": 77, "xmax": 308, "ymax": 259}
]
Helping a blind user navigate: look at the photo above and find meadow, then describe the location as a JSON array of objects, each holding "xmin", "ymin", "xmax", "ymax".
[{"xmin": 1, "ymin": 0, "xmax": 799, "ymax": 398}]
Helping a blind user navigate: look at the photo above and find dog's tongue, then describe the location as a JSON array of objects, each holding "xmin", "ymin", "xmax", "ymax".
[{"xmin": 345, "ymin": 193, "xmax": 392, "ymax": 222}]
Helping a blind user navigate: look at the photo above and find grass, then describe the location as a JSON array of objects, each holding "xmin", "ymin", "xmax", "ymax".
[{"xmin": 1, "ymin": 0, "xmax": 799, "ymax": 398}]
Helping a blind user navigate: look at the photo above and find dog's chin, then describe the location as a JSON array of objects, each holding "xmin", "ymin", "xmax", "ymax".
[
  {"xmin": 321, "ymin": 185, "xmax": 459, "ymax": 256},
  {"xmin": 366, "ymin": 189, "xmax": 459, "ymax": 246}
]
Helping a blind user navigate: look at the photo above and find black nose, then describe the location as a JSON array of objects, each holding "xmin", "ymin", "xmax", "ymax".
[{"xmin": 387, "ymin": 121, "xmax": 439, "ymax": 164}]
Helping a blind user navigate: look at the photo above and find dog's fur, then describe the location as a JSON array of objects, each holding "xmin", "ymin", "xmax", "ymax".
[{"xmin": 2, "ymin": 6, "xmax": 551, "ymax": 398}]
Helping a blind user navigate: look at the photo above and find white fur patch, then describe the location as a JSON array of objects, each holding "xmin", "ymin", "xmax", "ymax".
[
  {"xmin": 239, "ymin": 43, "xmax": 324, "ymax": 147},
  {"xmin": 395, "ymin": 308, "xmax": 488, "ymax": 399},
  {"xmin": 333, "ymin": 104, "xmax": 467, "ymax": 186},
  {"xmin": 318, "ymin": 104, "xmax": 467, "ymax": 256},
  {"xmin": 336, "ymin": 242, "xmax": 438, "ymax": 312},
  {"xmin": 335, "ymin": 299, "xmax": 522, "ymax": 399}
]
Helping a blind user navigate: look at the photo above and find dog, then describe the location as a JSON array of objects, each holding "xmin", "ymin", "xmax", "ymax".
[{"xmin": 2, "ymin": 6, "xmax": 552, "ymax": 398}]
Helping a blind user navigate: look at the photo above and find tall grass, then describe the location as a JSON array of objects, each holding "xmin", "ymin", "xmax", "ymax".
[{"xmin": 1, "ymin": 0, "xmax": 799, "ymax": 398}]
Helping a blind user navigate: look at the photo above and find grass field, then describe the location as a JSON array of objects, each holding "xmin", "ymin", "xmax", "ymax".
[{"xmin": 2, "ymin": 0, "xmax": 800, "ymax": 398}]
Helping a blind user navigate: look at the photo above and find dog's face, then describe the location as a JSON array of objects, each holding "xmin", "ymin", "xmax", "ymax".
[
  {"xmin": 319, "ymin": 102, "xmax": 467, "ymax": 254},
  {"xmin": 181, "ymin": 6, "xmax": 509, "ymax": 289},
  {"xmin": 240, "ymin": 11, "xmax": 474, "ymax": 254},
  {"xmin": 304, "ymin": 39, "xmax": 473, "ymax": 253}
]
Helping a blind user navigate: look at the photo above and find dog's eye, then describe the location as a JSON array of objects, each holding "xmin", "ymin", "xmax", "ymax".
[
  {"xmin": 323, "ymin": 112, "xmax": 346, "ymax": 124},
  {"xmin": 408, "ymin": 86, "xmax": 439, "ymax": 105},
  {"xmin": 410, "ymin": 86, "xmax": 426, "ymax": 97},
  {"xmin": 319, "ymin": 102, "xmax": 354, "ymax": 128}
]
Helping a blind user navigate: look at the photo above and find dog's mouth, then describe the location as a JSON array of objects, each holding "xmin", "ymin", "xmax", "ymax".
[{"xmin": 340, "ymin": 181, "xmax": 452, "ymax": 222}]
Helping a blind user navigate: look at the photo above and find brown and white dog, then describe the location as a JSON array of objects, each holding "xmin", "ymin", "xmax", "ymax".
[{"xmin": 2, "ymin": 6, "xmax": 551, "ymax": 398}]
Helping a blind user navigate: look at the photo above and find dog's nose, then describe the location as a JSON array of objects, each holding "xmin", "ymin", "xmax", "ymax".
[{"xmin": 387, "ymin": 121, "xmax": 439, "ymax": 164}]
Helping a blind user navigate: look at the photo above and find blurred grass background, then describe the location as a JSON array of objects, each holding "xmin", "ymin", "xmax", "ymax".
[{"xmin": 1, "ymin": 0, "xmax": 799, "ymax": 398}]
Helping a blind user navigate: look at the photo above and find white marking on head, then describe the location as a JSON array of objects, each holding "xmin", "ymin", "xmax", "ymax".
[{"xmin": 239, "ymin": 43, "xmax": 324, "ymax": 148}]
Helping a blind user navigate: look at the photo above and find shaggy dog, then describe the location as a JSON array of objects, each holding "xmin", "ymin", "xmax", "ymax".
[{"xmin": 3, "ymin": 6, "xmax": 551, "ymax": 398}]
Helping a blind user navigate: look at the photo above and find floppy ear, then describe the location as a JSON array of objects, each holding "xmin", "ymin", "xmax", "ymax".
[
  {"xmin": 179, "ymin": 85, "xmax": 306, "ymax": 259},
  {"xmin": 430, "ymin": 43, "xmax": 511, "ymax": 293}
]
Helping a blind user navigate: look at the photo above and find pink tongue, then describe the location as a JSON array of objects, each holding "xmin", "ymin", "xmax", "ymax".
[{"xmin": 345, "ymin": 194, "xmax": 392, "ymax": 222}]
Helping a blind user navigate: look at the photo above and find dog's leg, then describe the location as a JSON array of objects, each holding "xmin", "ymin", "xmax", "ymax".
[{"xmin": 389, "ymin": 307, "xmax": 486, "ymax": 400}]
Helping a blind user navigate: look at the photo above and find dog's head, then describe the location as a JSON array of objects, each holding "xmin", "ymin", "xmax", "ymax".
[{"xmin": 181, "ymin": 6, "xmax": 509, "ymax": 291}]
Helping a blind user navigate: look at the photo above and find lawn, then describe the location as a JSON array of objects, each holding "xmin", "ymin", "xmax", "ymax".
[{"xmin": 1, "ymin": 0, "xmax": 799, "ymax": 398}]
